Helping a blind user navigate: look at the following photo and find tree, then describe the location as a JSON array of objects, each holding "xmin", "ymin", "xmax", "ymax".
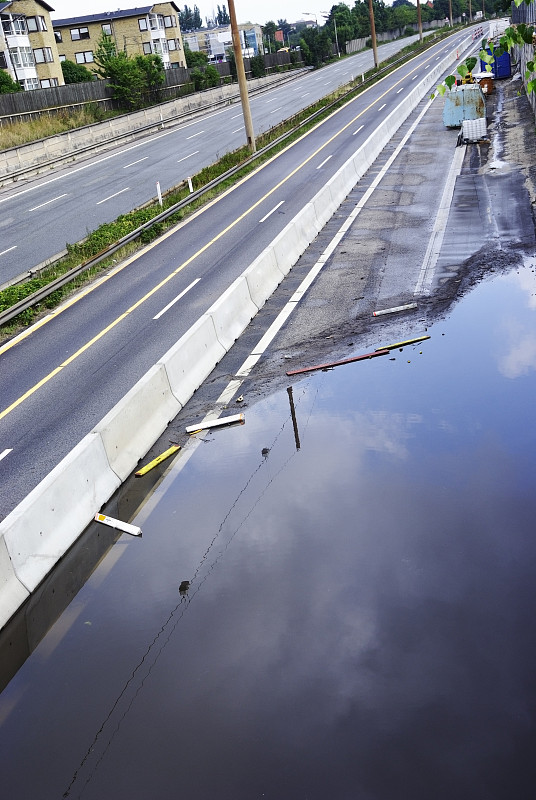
[
  {"xmin": 61, "ymin": 59, "xmax": 94, "ymax": 84},
  {"xmin": 184, "ymin": 43, "xmax": 209, "ymax": 68},
  {"xmin": 92, "ymin": 33, "xmax": 165, "ymax": 109},
  {"xmin": 250, "ymin": 53, "xmax": 266, "ymax": 78},
  {"xmin": 0, "ymin": 71, "xmax": 22, "ymax": 94},
  {"xmin": 134, "ymin": 53, "xmax": 165, "ymax": 94},
  {"xmin": 217, "ymin": 4, "xmax": 230, "ymax": 25},
  {"xmin": 192, "ymin": 5, "xmax": 202, "ymax": 28},
  {"xmin": 93, "ymin": 32, "xmax": 117, "ymax": 78},
  {"xmin": 204, "ymin": 64, "xmax": 221, "ymax": 87}
]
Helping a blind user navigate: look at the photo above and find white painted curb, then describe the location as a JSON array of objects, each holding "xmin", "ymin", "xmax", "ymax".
[
  {"xmin": 161, "ymin": 315, "xmax": 226, "ymax": 407},
  {"xmin": 94, "ymin": 365, "xmax": 181, "ymax": 483}
]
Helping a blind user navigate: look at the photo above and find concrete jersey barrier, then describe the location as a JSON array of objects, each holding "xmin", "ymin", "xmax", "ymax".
[{"xmin": 0, "ymin": 41, "xmax": 467, "ymax": 629}]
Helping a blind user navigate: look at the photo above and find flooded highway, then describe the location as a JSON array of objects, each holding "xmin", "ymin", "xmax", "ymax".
[{"xmin": 1, "ymin": 257, "xmax": 536, "ymax": 798}]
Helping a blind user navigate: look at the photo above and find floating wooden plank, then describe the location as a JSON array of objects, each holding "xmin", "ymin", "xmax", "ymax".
[
  {"xmin": 373, "ymin": 302, "xmax": 418, "ymax": 317},
  {"xmin": 185, "ymin": 413, "xmax": 245, "ymax": 434},
  {"xmin": 94, "ymin": 513, "xmax": 142, "ymax": 537},
  {"xmin": 376, "ymin": 335, "xmax": 431, "ymax": 351},
  {"xmin": 286, "ymin": 349, "xmax": 390, "ymax": 376},
  {"xmin": 135, "ymin": 445, "xmax": 181, "ymax": 477}
]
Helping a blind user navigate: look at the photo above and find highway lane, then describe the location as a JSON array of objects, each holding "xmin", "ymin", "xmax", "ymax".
[
  {"xmin": 0, "ymin": 36, "xmax": 428, "ymax": 284},
  {"xmin": 0, "ymin": 30, "xmax": 478, "ymax": 520}
]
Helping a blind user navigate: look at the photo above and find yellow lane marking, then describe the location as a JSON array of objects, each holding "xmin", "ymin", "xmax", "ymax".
[{"xmin": 0, "ymin": 50, "xmax": 441, "ymax": 421}]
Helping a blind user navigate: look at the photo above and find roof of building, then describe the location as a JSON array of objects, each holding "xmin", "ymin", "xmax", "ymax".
[
  {"xmin": 0, "ymin": 0, "xmax": 55, "ymax": 10},
  {"xmin": 52, "ymin": 3, "xmax": 179, "ymax": 27}
]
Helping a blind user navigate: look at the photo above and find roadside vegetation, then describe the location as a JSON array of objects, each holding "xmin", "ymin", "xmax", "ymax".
[{"xmin": 0, "ymin": 27, "xmax": 459, "ymax": 338}]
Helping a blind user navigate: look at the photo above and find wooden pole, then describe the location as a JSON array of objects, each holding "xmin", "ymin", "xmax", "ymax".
[{"xmin": 228, "ymin": 0, "xmax": 256, "ymax": 153}]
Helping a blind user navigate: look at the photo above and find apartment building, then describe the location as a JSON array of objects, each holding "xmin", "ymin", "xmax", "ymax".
[
  {"xmin": 52, "ymin": 3, "xmax": 186, "ymax": 72},
  {"xmin": 0, "ymin": 0, "xmax": 64, "ymax": 89},
  {"xmin": 183, "ymin": 23, "xmax": 263, "ymax": 63}
]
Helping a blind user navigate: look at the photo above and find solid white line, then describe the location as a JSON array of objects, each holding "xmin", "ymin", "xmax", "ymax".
[
  {"xmin": 259, "ymin": 200, "xmax": 285, "ymax": 223},
  {"xmin": 177, "ymin": 151, "xmax": 199, "ymax": 163},
  {"xmin": 353, "ymin": 125, "xmax": 364, "ymax": 136},
  {"xmin": 0, "ymin": 449, "xmax": 12, "ymax": 462},
  {"xmin": 0, "ymin": 246, "xmax": 17, "ymax": 257},
  {"xmin": 96, "ymin": 187, "xmax": 130, "ymax": 205},
  {"xmin": 317, "ymin": 155, "xmax": 333, "ymax": 170},
  {"xmin": 186, "ymin": 130, "xmax": 204, "ymax": 139},
  {"xmin": 123, "ymin": 157, "xmax": 149, "ymax": 168},
  {"xmin": 29, "ymin": 193, "xmax": 68, "ymax": 212},
  {"xmin": 153, "ymin": 278, "xmax": 200, "ymax": 319},
  {"xmin": 414, "ymin": 144, "xmax": 466, "ymax": 295}
]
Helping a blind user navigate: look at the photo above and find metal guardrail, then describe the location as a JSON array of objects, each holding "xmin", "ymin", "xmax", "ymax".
[{"xmin": 0, "ymin": 34, "xmax": 453, "ymax": 330}]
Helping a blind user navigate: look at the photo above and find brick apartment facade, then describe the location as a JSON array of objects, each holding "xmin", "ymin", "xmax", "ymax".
[
  {"xmin": 0, "ymin": 0, "xmax": 64, "ymax": 89},
  {"xmin": 52, "ymin": 3, "xmax": 186, "ymax": 72}
]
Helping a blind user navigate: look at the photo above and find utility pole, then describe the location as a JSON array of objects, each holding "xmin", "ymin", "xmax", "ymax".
[
  {"xmin": 228, "ymin": 0, "xmax": 256, "ymax": 153},
  {"xmin": 367, "ymin": 0, "xmax": 379, "ymax": 68},
  {"xmin": 416, "ymin": 0, "xmax": 423, "ymax": 43}
]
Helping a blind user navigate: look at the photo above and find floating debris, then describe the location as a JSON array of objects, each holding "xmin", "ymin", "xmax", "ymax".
[
  {"xmin": 135, "ymin": 445, "xmax": 181, "ymax": 477},
  {"xmin": 286, "ymin": 349, "xmax": 390, "ymax": 376},
  {"xmin": 373, "ymin": 302, "xmax": 418, "ymax": 317},
  {"xmin": 186, "ymin": 413, "xmax": 245, "ymax": 434},
  {"xmin": 94, "ymin": 513, "xmax": 142, "ymax": 537}
]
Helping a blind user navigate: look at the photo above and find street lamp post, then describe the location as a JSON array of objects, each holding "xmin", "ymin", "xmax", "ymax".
[
  {"xmin": 302, "ymin": 12, "xmax": 318, "ymax": 27},
  {"xmin": 321, "ymin": 10, "xmax": 341, "ymax": 58}
]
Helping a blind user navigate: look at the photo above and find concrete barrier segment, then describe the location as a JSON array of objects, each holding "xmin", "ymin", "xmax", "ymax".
[
  {"xmin": 207, "ymin": 276, "xmax": 259, "ymax": 351},
  {"xmin": 1, "ymin": 433, "xmax": 121, "ymax": 594},
  {"xmin": 94, "ymin": 364, "xmax": 181, "ymax": 482},
  {"xmin": 0, "ymin": 536, "xmax": 30, "ymax": 631},
  {"xmin": 243, "ymin": 248, "xmax": 286, "ymax": 309},
  {"xmin": 160, "ymin": 314, "xmax": 226, "ymax": 407}
]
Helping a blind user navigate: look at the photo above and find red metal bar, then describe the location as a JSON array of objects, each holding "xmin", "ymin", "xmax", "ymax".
[{"xmin": 286, "ymin": 349, "xmax": 390, "ymax": 376}]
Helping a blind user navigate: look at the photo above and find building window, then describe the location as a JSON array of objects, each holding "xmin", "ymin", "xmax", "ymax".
[
  {"xmin": 102, "ymin": 23, "xmax": 112, "ymax": 35},
  {"xmin": 4, "ymin": 18, "xmax": 27, "ymax": 35},
  {"xmin": 33, "ymin": 47, "xmax": 54, "ymax": 64},
  {"xmin": 143, "ymin": 42, "xmax": 152, "ymax": 54},
  {"xmin": 149, "ymin": 14, "xmax": 164, "ymax": 30},
  {"xmin": 59, "ymin": 54, "xmax": 66, "ymax": 61},
  {"xmin": 167, "ymin": 38, "xmax": 176, "ymax": 51},
  {"xmin": 163, "ymin": 15, "xmax": 176, "ymax": 28},
  {"xmin": 70, "ymin": 27, "xmax": 90, "ymax": 40},
  {"xmin": 20, "ymin": 77, "xmax": 39, "ymax": 90},
  {"xmin": 40, "ymin": 77, "xmax": 59, "ymax": 88},
  {"xmin": 9, "ymin": 46, "xmax": 35, "ymax": 68},
  {"xmin": 27, "ymin": 16, "xmax": 48, "ymax": 33},
  {"xmin": 138, "ymin": 18, "xmax": 148, "ymax": 31},
  {"xmin": 153, "ymin": 39, "xmax": 168, "ymax": 55},
  {"xmin": 0, "ymin": 51, "xmax": 7, "ymax": 69},
  {"xmin": 75, "ymin": 51, "xmax": 94, "ymax": 63},
  {"xmin": 54, "ymin": 30, "xmax": 62, "ymax": 43}
]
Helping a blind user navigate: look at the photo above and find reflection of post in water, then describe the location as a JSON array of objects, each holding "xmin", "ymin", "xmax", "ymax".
[{"xmin": 287, "ymin": 386, "xmax": 301, "ymax": 451}]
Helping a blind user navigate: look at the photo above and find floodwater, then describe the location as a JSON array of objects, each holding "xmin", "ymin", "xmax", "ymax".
[{"xmin": 2, "ymin": 261, "xmax": 536, "ymax": 799}]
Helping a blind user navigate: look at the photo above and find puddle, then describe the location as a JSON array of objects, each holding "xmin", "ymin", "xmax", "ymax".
[{"xmin": 1, "ymin": 263, "xmax": 536, "ymax": 798}]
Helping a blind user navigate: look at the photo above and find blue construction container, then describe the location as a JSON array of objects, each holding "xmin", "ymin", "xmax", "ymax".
[
  {"xmin": 443, "ymin": 84, "xmax": 486, "ymax": 128},
  {"xmin": 480, "ymin": 49, "xmax": 512, "ymax": 79}
]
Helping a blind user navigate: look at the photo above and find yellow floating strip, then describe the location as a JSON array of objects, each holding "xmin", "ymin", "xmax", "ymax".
[
  {"xmin": 377, "ymin": 335, "xmax": 431, "ymax": 351},
  {"xmin": 135, "ymin": 445, "xmax": 181, "ymax": 477}
]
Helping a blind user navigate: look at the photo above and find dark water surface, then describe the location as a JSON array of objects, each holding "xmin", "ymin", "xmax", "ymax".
[{"xmin": 2, "ymin": 264, "xmax": 536, "ymax": 799}]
